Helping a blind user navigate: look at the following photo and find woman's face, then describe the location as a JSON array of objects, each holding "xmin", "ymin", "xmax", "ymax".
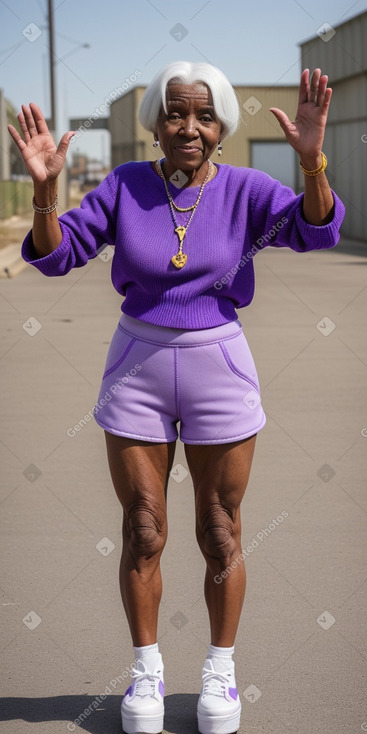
[{"xmin": 155, "ymin": 81, "xmax": 222, "ymax": 176}]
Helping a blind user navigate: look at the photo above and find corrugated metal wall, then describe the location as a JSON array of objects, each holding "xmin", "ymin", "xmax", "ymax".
[
  {"xmin": 300, "ymin": 11, "xmax": 367, "ymax": 241},
  {"xmin": 221, "ymin": 86, "xmax": 298, "ymax": 170}
]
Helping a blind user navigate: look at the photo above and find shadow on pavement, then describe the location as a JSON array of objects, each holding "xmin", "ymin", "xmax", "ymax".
[
  {"xmin": 330, "ymin": 240, "xmax": 367, "ymax": 257},
  {"xmin": 0, "ymin": 692, "xmax": 199, "ymax": 733},
  {"xmin": 165, "ymin": 693, "xmax": 198, "ymax": 732},
  {"xmin": 0, "ymin": 695, "xmax": 120, "ymax": 732}
]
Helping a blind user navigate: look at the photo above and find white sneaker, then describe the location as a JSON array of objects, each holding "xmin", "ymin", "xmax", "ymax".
[
  {"xmin": 121, "ymin": 654, "xmax": 164, "ymax": 734},
  {"xmin": 197, "ymin": 658, "xmax": 241, "ymax": 734}
]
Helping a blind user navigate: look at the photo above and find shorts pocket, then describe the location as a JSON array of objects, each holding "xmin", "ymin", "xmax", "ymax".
[
  {"xmin": 102, "ymin": 331, "xmax": 136, "ymax": 379},
  {"xmin": 218, "ymin": 334, "xmax": 260, "ymax": 392}
]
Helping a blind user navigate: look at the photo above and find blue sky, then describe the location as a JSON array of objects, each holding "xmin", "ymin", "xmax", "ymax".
[{"xmin": 1, "ymin": 0, "xmax": 366, "ymax": 163}]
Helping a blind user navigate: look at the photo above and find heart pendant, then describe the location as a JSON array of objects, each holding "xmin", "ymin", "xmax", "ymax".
[{"xmin": 171, "ymin": 253, "xmax": 187, "ymax": 269}]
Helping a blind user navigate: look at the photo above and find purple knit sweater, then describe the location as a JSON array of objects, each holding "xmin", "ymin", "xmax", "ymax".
[{"xmin": 22, "ymin": 161, "xmax": 345, "ymax": 329}]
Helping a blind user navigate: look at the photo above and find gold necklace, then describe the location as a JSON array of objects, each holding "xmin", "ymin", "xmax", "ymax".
[{"xmin": 156, "ymin": 159, "xmax": 212, "ymax": 268}]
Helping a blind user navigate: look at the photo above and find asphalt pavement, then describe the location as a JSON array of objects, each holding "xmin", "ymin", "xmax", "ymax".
[{"xmin": 1, "ymin": 237, "xmax": 366, "ymax": 734}]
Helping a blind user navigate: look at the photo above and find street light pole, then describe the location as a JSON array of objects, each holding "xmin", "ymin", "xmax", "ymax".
[
  {"xmin": 47, "ymin": 0, "xmax": 69, "ymax": 208},
  {"xmin": 45, "ymin": 3, "xmax": 89, "ymax": 207},
  {"xmin": 47, "ymin": 0, "xmax": 56, "ymax": 131}
]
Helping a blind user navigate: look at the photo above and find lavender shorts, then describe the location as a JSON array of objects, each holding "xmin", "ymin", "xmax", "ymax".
[{"xmin": 94, "ymin": 314, "xmax": 266, "ymax": 444}]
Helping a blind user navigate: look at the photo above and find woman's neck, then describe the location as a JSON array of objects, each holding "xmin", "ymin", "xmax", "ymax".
[{"xmin": 154, "ymin": 158, "xmax": 217, "ymax": 188}]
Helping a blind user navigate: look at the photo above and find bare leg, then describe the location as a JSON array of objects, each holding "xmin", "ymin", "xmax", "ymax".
[
  {"xmin": 105, "ymin": 434, "xmax": 176, "ymax": 646},
  {"xmin": 184, "ymin": 435, "xmax": 257, "ymax": 647}
]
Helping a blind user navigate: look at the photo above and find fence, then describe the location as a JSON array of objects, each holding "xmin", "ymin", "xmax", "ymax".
[{"xmin": 0, "ymin": 180, "xmax": 34, "ymax": 219}]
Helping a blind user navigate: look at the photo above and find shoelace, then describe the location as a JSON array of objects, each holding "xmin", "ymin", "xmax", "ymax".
[
  {"xmin": 131, "ymin": 665, "xmax": 162, "ymax": 699},
  {"xmin": 202, "ymin": 668, "xmax": 231, "ymax": 698}
]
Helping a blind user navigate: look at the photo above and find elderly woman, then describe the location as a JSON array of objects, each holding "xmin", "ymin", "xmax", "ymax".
[{"xmin": 9, "ymin": 60, "xmax": 344, "ymax": 734}]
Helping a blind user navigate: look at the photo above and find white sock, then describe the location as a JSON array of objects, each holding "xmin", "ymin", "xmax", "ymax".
[
  {"xmin": 133, "ymin": 643, "xmax": 160, "ymax": 660},
  {"xmin": 133, "ymin": 643, "xmax": 163, "ymax": 675},
  {"xmin": 206, "ymin": 644, "xmax": 235, "ymax": 674}
]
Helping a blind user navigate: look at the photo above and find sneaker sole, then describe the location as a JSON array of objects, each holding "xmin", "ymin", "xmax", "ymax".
[
  {"xmin": 197, "ymin": 707, "xmax": 241, "ymax": 734},
  {"xmin": 121, "ymin": 711, "xmax": 164, "ymax": 734}
]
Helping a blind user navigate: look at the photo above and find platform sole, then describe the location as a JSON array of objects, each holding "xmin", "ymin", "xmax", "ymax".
[
  {"xmin": 121, "ymin": 709, "xmax": 164, "ymax": 734},
  {"xmin": 197, "ymin": 705, "xmax": 241, "ymax": 734}
]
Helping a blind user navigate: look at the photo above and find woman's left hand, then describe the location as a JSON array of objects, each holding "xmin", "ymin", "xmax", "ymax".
[{"xmin": 269, "ymin": 68, "xmax": 332, "ymax": 168}]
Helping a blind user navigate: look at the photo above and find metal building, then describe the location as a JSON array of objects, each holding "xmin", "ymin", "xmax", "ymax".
[
  {"xmin": 300, "ymin": 11, "xmax": 367, "ymax": 242},
  {"xmin": 110, "ymin": 84, "xmax": 299, "ymax": 188}
]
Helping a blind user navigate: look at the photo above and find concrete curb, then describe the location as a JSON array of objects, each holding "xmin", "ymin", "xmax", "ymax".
[{"xmin": 0, "ymin": 243, "xmax": 28, "ymax": 278}]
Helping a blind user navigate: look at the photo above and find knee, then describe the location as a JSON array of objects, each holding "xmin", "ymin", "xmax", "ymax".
[
  {"xmin": 125, "ymin": 501, "xmax": 167, "ymax": 560},
  {"xmin": 197, "ymin": 503, "xmax": 238, "ymax": 565}
]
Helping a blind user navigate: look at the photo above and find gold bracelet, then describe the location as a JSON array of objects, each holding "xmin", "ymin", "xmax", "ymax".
[
  {"xmin": 299, "ymin": 152, "xmax": 327, "ymax": 177},
  {"xmin": 32, "ymin": 195, "xmax": 58, "ymax": 214}
]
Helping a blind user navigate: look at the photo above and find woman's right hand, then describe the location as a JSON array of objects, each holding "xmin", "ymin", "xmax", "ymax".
[{"xmin": 8, "ymin": 103, "xmax": 75, "ymax": 186}]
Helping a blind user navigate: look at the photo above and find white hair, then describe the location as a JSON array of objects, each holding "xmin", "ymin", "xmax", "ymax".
[{"xmin": 138, "ymin": 61, "xmax": 240, "ymax": 140}]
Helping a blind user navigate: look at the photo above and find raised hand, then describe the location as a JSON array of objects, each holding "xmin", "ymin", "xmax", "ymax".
[
  {"xmin": 269, "ymin": 68, "xmax": 332, "ymax": 168},
  {"xmin": 8, "ymin": 103, "xmax": 75, "ymax": 185}
]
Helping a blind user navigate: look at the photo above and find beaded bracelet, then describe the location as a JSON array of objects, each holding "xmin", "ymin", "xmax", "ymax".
[
  {"xmin": 299, "ymin": 152, "xmax": 327, "ymax": 177},
  {"xmin": 32, "ymin": 195, "xmax": 58, "ymax": 214}
]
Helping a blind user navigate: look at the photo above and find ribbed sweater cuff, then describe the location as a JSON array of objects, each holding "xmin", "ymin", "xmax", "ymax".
[
  {"xmin": 295, "ymin": 191, "xmax": 345, "ymax": 250},
  {"xmin": 21, "ymin": 226, "xmax": 72, "ymax": 276}
]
